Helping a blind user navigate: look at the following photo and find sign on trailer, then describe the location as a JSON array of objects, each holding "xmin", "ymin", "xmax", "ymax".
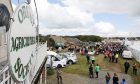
[{"xmin": 8, "ymin": 3, "xmax": 37, "ymax": 82}]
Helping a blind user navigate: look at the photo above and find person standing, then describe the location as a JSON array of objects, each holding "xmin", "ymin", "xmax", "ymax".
[
  {"xmin": 81, "ymin": 48, "xmax": 84, "ymax": 55},
  {"xmin": 120, "ymin": 78, "xmax": 126, "ymax": 84},
  {"xmin": 113, "ymin": 73, "xmax": 119, "ymax": 84},
  {"xmin": 112, "ymin": 55, "xmax": 115, "ymax": 63},
  {"xmin": 95, "ymin": 64, "xmax": 100, "ymax": 78},
  {"xmin": 109, "ymin": 52, "xmax": 112, "ymax": 62},
  {"xmin": 115, "ymin": 53, "xmax": 119, "ymax": 63},
  {"xmin": 132, "ymin": 62, "xmax": 137, "ymax": 75},
  {"xmin": 91, "ymin": 56, "xmax": 95, "ymax": 64},
  {"xmin": 57, "ymin": 68, "xmax": 63, "ymax": 84},
  {"xmin": 105, "ymin": 72, "xmax": 111, "ymax": 84},
  {"xmin": 89, "ymin": 63, "xmax": 94, "ymax": 78},
  {"xmin": 124, "ymin": 60, "xmax": 130, "ymax": 74},
  {"xmin": 85, "ymin": 47, "xmax": 88, "ymax": 55},
  {"xmin": 86, "ymin": 54, "xmax": 90, "ymax": 64},
  {"xmin": 105, "ymin": 50, "xmax": 108, "ymax": 58}
]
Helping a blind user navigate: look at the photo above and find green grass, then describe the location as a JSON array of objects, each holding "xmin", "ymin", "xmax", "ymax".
[
  {"xmin": 47, "ymin": 68, "xmax": 55, "ymax": 76},
  {"xmin": 62, "ymin": 53, "xmax": 88, "ymax": 76}
]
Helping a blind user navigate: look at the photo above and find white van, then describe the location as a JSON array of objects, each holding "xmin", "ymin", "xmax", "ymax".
[
  {"xmin": 122, "ymin": 50, "xmax": 133, "ymax": 59},
  {"xmin": 46, "ymin": 51, "xmax": 67, "ymax": 68}
]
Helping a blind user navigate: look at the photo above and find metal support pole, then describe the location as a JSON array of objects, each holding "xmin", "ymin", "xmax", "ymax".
[{"xmin": 34, "ymin": 0, "xmax": 39, "ymax": 45}]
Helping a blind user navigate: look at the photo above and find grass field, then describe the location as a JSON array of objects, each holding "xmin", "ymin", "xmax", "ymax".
[
  {"xmin": 62, "ymin": 53, "xmax": 140, "ymax": 84},
  {"xmin": 62, "ymin": 53, "xmax": 88, "ymax": 76}
]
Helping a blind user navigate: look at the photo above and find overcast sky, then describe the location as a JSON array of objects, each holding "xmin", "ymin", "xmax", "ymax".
[{"xmin": 12, "ymin": 0, "xmax": 140, "ymax": 37}]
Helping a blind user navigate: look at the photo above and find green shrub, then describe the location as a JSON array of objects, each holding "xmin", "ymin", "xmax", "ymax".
[{"xmin": 47, "ymin": 68, "xmax": 55, "ymax": 76}]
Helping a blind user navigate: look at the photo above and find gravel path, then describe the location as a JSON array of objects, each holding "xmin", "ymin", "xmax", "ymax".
[{"xmin": 47, "ymin": 70, "xmax": 133, "ymax": 84}]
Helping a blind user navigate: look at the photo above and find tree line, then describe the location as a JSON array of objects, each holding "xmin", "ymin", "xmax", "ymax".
[
  {"xmin": 38, "ymin": 34, "xmax": 103, "ymax": 47},
  {"xmin": 67, "ymin": 35, "xmax": 103, "ymax": 42}
]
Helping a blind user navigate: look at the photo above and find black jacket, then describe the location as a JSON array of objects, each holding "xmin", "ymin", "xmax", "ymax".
[
  {"xmin": 124, "ymin": 62, "xmax": 130, "ymax": 68},
  {"xmin": 113, "ymin": 76, "xmax": 119, "ymax": 84}
]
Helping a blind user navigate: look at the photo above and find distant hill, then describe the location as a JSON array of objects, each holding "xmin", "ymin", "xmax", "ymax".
[{"xmin": 63, "ymin": 35, "xmax": 103, "ymax": 42}]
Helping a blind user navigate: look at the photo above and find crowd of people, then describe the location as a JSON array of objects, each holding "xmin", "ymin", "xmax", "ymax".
[
  {"xmin": 102, "ymin": 42, "xmax": 124, "ymax": 63},
  {"xmin": 79, "ymin": 42, "xmax": 138, "ymax": 84},
  {"xmin": 55, "ymin": 41, "xmax": 138, "ymax": 84}
]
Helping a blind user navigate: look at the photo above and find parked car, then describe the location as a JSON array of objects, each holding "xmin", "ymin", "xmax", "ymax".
[
  {"xmin": 55, "ymin": 54, "xmax": 68, "ymax": 62},
  {"xmin": 58, "ymin": 52, "xmax": 77, "ymax": 64},
  {"xmin": 122, "ymin": 50, "xmax": 133, "ymax": 59},
  {"xmin": 46, "ymin": 51, "xmax": 67, "ymax": 68}
]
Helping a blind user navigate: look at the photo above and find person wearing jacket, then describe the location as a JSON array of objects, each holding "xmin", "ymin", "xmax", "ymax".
[
  {"xmin": 91, "ymin": 56, "xmax": 95, "ymax": 64},
  {"xmin": 57, "ymin": 68, "xmax": 63, "ymax": 84},
  {"xmin": 113, "ymin": 73, "xmax": 119, "ymax": 84},
  {"xmin": 120, "ymin": 78, "xmax": 126, "ymax": 84},
  {"xmin": 95, "ymin": 64, "xmax": 100, "ymax": 78},
  {"xmin": 105, "ymin": 72, "xmax": 111, "ymax": 84},
  {"xmin": 124, "ymin": 60, "xmax": 130, "ymax": 74},
  {"xmin": 89, "ymin": 63, "xmax": 94, "ymax": 78},
  {"xmin": 132, "ymin": 62, "xmax": 137, "ymax": 75},
  {"xmin": 109, "ymin": 52, "xmax": 112, "ymax": 62},
  {"xmin": 115, "ymin": 53, "xmax": 119, "ymax": 63}
]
